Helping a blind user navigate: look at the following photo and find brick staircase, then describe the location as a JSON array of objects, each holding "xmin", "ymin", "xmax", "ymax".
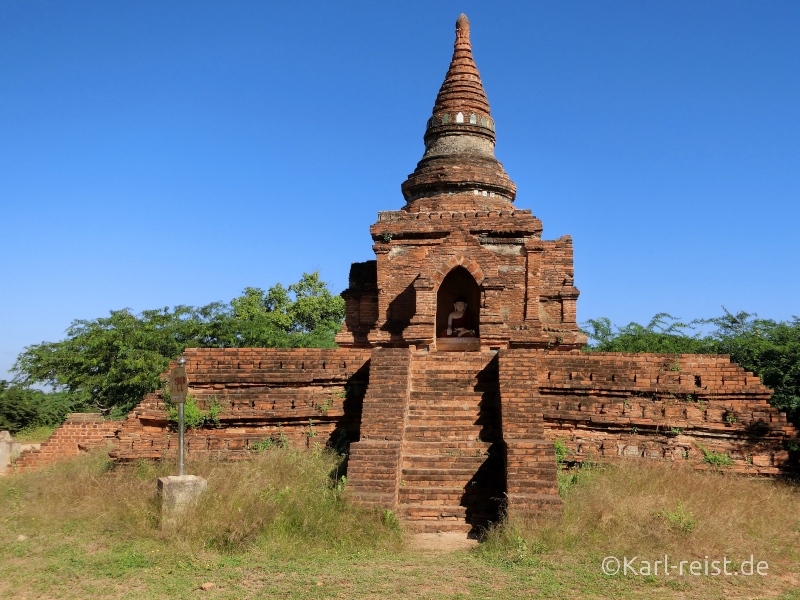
[
  {"xmin": 346, "ymin": 348, "xmax": 562, "ymax": 532},
  {"xmin": 397, "ymin": 351, "xmax": 504, "ymax": 533}
]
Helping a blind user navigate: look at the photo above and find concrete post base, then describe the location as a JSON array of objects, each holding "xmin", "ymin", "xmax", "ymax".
[{"xmin": 157, "ymin": 475, "xmax": 207, "ymax": 529}]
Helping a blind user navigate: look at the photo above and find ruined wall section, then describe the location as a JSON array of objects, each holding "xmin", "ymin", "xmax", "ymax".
[
  {"xmin": 538, "ymin": 237, "xmax": 580, "ymax": 332},
  {"xmin": 11, "ymin": 413, "xmax": 118, "ymax": 474},
  {"xmin": 111, "ymin": 348, "xmax": 371, "ymax": 462},
  {"xmin": 536, "ymin": 351, "xmax": 799, "ymax": 474},
  {"xmin": 336, "ymin": 207, "xmax": 584, "ymax": 350},
  {"xmin": 336, "ymin": 260, "xmax": 378, "ymax": 348}
]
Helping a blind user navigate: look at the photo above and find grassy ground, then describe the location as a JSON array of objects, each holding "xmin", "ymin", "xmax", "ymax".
[
  {"xmin": 1, "ymin": 448, "xmax": 799, "ymax": 599},
  {"xmin": 11, "ymin": 425, "xmax": 57, "ymax": 443}
]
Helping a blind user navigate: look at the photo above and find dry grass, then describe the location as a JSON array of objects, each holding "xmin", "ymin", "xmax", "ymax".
[
  {"xmin": 2, "ymin": 446, "xmax": 401, "ymax": 555},
  {"xmin": 2, "ymin": 452, "xmax": 800, "ymax": 598},
  {"xmin": 482, "ymin": 460, "xmax": 800, "ymax": 569}
]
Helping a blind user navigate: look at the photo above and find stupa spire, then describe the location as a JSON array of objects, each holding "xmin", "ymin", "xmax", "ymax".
[
  {"xmin": 432, "ymin": 14, "xmax": 491, "ymax": 119},
  {"xmin": 401, "ymin": 14, "xmax": 516, "ymax": 207}
]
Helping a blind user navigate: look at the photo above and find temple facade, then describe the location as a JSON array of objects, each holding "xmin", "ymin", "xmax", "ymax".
[{"xmin": 18, "ymin": 15, "xmax": 797, "ymax": 535}]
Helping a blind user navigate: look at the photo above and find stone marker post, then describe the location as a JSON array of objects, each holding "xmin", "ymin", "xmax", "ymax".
[
  {"xmin": 169, "ymin": 356, "xmax": 189, "ymax": 476},
  {"xmin": 158, "ymin": 355, "xmax": 207, "ymax": 528},
  {"xmin": 157, "ymin": 474, "xmax": 207, "ymax": 529}
]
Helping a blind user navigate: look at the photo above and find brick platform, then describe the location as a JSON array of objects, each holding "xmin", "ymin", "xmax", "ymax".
[
  {"xmin": 536, "ymin": 351, "xmax": 796, "ymax": 475},
  {"xmin": 110, "ymin": 348, "xmax": 371, "ymax": 462}
]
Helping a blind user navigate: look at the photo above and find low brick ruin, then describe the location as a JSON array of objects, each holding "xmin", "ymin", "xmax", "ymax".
[
  {"xmin": 9, "ymin": 413, "xmax": 118, "ymax": 474},
  {"xmin": 10, "ymin": 15, "xmax": 798, "ymax": 534},
  {"xmin": 111, "ymin": 348, "xmax": 371, "ymax": 461}
]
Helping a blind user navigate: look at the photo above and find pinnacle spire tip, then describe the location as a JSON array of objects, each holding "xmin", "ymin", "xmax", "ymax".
[{"xmin": 456, "ymin": 13, "xmax": 469, "ymax": 37}]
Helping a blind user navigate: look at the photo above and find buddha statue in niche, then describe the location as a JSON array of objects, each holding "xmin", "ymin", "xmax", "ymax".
[{"xmin": 441, "ymin": 297, "xmax": 476, "ymax": 338}]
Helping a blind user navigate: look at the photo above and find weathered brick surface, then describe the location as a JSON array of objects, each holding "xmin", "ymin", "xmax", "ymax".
[
  {"xmin": 347, "ymin": 348, "xmax": 412, "ymax": 510},
  {"xmin": 498, "ymin": 350, "xmax": 562, "ymax": 516},
  {"xmin": 110, "ymin": 348, "xmax": 371, "ymax": 462},
  {"xmin": 397, "ymin": 351, "xmax": 504, "ymax": 532},
  {"xmin": 11, "ymin": 413, "xmax": 119, "ymax": 474},
  {"xmin": 534, "ymin": 351, "xmax": 798, "ymax": 475}
]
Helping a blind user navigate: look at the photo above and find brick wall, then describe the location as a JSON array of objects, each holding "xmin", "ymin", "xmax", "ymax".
[
  {"xmin": 535, "ymin": 351, "xmax": 798, "ymax": 475},
  {"xmin": 336, "ymin": 208, "xmax": 586, "ymax": 351},
  {"xmin": 11, "ymin": 413, "xmax": 119, "ymax": 474},
  {"xmin": 498, "ymin": 349, "xmax": 562, "ymax": 516},
  {"xmin": 110, "ymin": 348, "xmax": 372, "ymax": 462}
]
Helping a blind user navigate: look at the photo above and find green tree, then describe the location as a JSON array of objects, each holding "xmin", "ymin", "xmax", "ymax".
[
  {"xmin": 582, "ymin": 313, "xmax": 713, "ymax": 354},
  {"xmin": 0, "ymin": 381, "xmax": 76, "ymax": 433},
  {"xmin": 703, "ymin": 310, "xmax": 800, "ymax": 425},
  {"xmin": 12, "ymin": 305, "xmax": 215, "ymax": 418},
  {"xmin": 224, "ymin": 272, "xmax": 344, "ymax": 347}
]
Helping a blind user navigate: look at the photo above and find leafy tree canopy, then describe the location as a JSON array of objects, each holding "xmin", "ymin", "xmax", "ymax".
[
  {"xmin": 582, "ymin": 312, "xmax": 714, "ymax": 354},
  {"xmin": 11, "ymin": 272, "xmax": 344, "ymax": 420},
  {"xmin": 582, "ymin": 310, "xmax": 800, "ymax": 427},
  {"xmin": 0, "ymin": 381, "xmax": 76, "ymax": 434}
]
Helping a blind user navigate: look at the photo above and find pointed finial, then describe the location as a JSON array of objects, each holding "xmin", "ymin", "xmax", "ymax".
[{"xmin": 456, "ymin": 14, "xmax": 470, "ymax": 40}]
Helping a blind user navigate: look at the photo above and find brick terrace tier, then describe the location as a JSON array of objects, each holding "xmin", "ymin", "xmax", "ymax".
[{"xmin": 96, "ymin": 346, "xmax": 798, "ymax": 533}]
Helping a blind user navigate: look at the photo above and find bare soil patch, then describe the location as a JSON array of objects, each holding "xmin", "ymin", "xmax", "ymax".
[{"xmin": 407, "ymin": 532, "xmax": 479, "ymax": 553}]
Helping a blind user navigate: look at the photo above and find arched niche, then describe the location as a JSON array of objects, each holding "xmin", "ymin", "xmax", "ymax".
[{"xmin": 436, "ymin": 266, "xmax": 480, "ymax": 340}]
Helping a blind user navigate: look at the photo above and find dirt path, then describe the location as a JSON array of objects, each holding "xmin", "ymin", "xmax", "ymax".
[{"xmin": 407, "ymin": 532, "xmax": 479, "ymax": 553}]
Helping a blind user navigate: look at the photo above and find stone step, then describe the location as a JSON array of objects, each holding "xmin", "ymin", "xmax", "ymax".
[
  {"xmin": 400, "ymin": 476, "xmax": 479, "ymax": 489},
  {"xmin": 407, "ymin": 402, "xmax": 496, "ymax": 411},
  {"xmin": 407, "ymin": 400, "xmax": 484, "ymax": 410},
  {"xmin": 402, "ymin": 440, "xmax": 494, "ymax": 454},
  {"xmin": 402, "ymin": 454, "xmax": 488, "ymax": 467},
  {"xmin": 398, "ymin": 503, "xmax": 467, "ymax": 520},
  {"xmin": 404, "ymin": 426, "xmax": 502, "ymax": 442},
  {"xmin": 404, "ymin": 419, "xmax": 500, "ymax": 440},
  {"xmin": 405, "ymin": 417, "xmax": 486, "ymax": 428},
  {"xmin": 410, "ymin": 384, "xmax": 497, "ymax": 393},
  {"xmin": 402, "ymin": 466, "xmax": 486, "ymax": 477},
  {"xmin": 399, "ymin": 488, "xmax": 494, "ymax": 505},
  {"xmin": 404, "ymin": 429, "xmax": 485, "ymax": 442},
  {"xmin": 405, "ymin": 417, "xmax": 483, "ymax": 428},
  {"xmin": 409, "ymin": 391, "xmax": 487, "ymax": 399},
  {"xmin": 412, "ymin": 364, "xmax": 497, "ymax": 371},
  {"xmin": 412, "ymin": 361, "xmax": 494, "ymax": 368},
  {"xmin": 409, "ymin": 388, "xmax": 496, "ymax": 396},
  {"xmin": 406, "ymin": 406, "xmax": 486, "ymax": 416}
]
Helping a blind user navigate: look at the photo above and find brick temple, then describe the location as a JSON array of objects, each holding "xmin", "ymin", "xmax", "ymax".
[
  {"xmin": 335, "ymin": 14, "xmax": 583, "ymax": 355},
  {"xmin": 15, "ymin": 15, "xmax": 797, "ymax": 534}
]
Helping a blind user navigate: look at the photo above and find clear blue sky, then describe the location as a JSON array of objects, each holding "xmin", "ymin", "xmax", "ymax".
[{"xmin": 2, "ymin": 1, "xmax": 799, "ymax": 379}]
